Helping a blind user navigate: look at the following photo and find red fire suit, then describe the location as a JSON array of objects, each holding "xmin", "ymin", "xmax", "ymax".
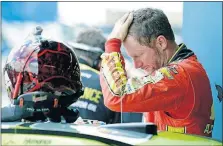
[{"xmin": 100, "ymin": 39, "xmax": 214, "ymax": 137}]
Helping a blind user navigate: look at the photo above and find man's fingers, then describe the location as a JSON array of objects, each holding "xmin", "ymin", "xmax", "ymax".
[
  {"xmin": 124, "ymin": 12, "xmax": 133, "ymax": 27},
  {"xmin": 109, "ymin": 11, "xmax": 133, "ymax": 41},
  {"xmin": 119, "ymin": 12, "xmax": 130, "ymax": 23}
]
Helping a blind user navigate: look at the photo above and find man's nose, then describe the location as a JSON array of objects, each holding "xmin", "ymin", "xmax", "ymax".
[{"xmin": 133, "ymin": 61, "xmax": 143, "ymax": 69}]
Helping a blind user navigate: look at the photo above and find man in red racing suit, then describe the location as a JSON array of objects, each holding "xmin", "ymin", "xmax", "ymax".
[{"xmin": 100, "ymin": 8, "xmax": 214, "ymax": 137}]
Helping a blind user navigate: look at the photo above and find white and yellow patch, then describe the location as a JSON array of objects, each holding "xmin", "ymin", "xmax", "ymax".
[
  {"xmin": 101, "ymin": 52, "xmax": 127, "ymax": 95},
  {"xmin": 159, "ymin": 66, "xmax": 178, "ymax": 80}
]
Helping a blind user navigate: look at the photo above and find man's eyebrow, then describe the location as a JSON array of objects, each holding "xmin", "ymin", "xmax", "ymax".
[
  {"xmin": 132, "ymin": 54, "xmax": 140, "ymax": 58},
  {"xmin": 134, "ymin": 52, "xmax": 143, "ymax": 56}
]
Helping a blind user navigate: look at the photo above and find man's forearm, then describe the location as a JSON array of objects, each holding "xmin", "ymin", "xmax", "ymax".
[
  {"xmin": 105, "ymin": 39, "xmax": 122, "ymax": 53},
  {"xmin": 101, "ymin": 39, "xmax": 127, "ymax": 96}
]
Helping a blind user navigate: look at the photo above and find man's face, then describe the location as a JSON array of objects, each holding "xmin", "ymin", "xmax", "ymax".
[{"xmin": 123, "ymin": 36, "xmax": 162, "ymax": 75}]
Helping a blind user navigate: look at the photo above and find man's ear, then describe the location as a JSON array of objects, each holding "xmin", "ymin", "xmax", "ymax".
[{"xmin": 156, "ymin": 35, "xmax": 167, "ymax": 51}]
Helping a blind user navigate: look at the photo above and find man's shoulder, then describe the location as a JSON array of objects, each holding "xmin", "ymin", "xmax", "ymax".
[
  {"xmin": 157, "ymin": 56, "xmax": 199, "ymax": 80},
  {"xmin": 168, "ymin": 55, "xmax": 207, "ymax": 78},
  {"xmin": 169, "ymin": 55, "xmax": 199, "ymax": 67},
  {"xmin": 79, "ymin": 64, "xmax": 101, "ymax": 90}
]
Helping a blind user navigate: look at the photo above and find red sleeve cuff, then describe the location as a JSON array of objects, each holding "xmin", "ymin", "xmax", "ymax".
[{"xmin": 105, "ymin": 38, "xmax": 122, "ymax": 53}]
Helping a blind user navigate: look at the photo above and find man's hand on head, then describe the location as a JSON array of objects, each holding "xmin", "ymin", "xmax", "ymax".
[{"xmin": 108, "ymin": 12, "xmax": 133, "ymax": 41}]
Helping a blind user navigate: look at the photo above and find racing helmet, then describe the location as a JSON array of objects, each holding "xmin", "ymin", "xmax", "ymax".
[{"xmin": 3, "ymin": 26, "xmax": 83, "ymax": 120}]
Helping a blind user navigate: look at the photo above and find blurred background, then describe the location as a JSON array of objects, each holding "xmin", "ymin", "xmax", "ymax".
[
  {"xmin": 1, "ymin": 1, "xmax": 222, "ymax": 141},
  {"xmin": 1, "ymin": 1, "xmax": 183, "ymax": 105}
]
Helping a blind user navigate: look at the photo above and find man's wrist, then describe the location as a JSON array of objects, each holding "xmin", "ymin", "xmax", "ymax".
[{"xmin": 105, "ymin": 38, "xmax": 122, "ymax": 53}]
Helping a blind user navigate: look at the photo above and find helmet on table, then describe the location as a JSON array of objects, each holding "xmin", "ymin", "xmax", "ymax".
[{"xmin": 3, "ymin": 26, "xmax": 83, "ymax": 122}]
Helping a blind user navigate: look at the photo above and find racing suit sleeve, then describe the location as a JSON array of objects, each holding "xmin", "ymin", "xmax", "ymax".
[
  {"xmin": 1, "ymin": 104, "xmax": 31, "ymax": 122},
  {"xmin": 100, "ymin": 39, "xmax": 187, "ymax": 112}
]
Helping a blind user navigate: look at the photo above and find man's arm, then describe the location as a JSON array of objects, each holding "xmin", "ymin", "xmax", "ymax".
[{"xmin": 100, "ymin": 39, "xmax": 187, "ymax": 113}]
